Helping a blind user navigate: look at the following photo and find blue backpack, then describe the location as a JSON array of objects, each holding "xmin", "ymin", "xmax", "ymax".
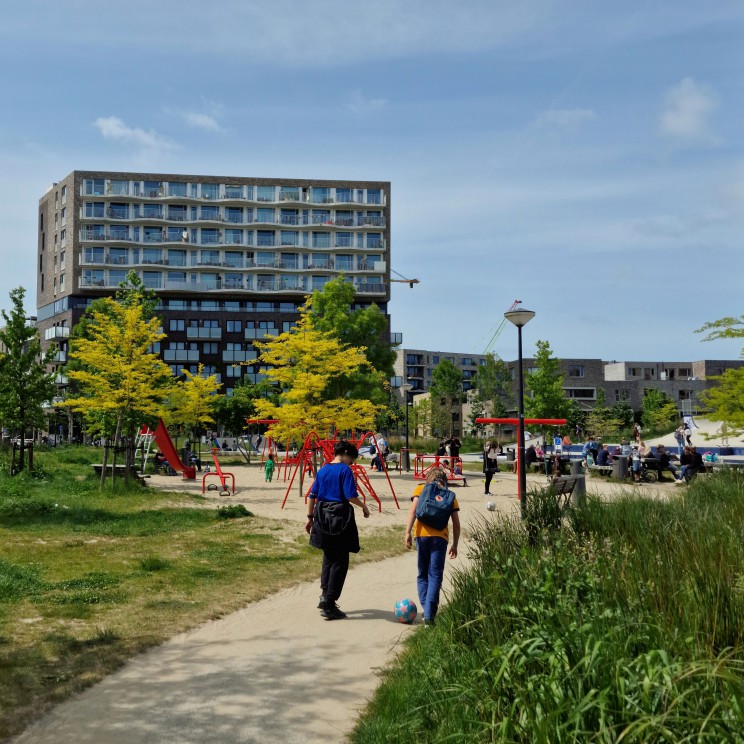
[{"xmin": 415, "ymin": 482, "xmax": 456, "ymax": 531}]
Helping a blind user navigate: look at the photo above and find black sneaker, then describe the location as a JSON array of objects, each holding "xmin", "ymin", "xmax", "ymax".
[
  {"xmin": 317, "ymin": 594, "xmax": 326, "ymax": 609},
  {"xmin": 320, "ymin": 603, "xmax": 347, "ymax": 620}
]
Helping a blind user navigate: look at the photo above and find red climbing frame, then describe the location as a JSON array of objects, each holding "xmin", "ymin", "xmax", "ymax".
[
  {"xmin": 413, "ymin": 454, "xmax": 466, "ymax": 485},
  {"xmin": 280, "ymin": 430, "xmax": 399, "ymax": 511}
]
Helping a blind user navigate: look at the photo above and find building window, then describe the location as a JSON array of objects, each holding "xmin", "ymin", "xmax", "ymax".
[
  {"xmin": 461, "ymin": 358, "xmax": 474, "ymax": 367},
  {"xmin": 227, "ymin": 320, "xmax": 242, "ymax": 333},
  {"xmin": 564, "ymin": 388, "xmax": 596, "ymax": 399},
  {"xmin": 257, "ymin": 185, "xmax": 275, "ymax": 202},
  {"xmin": 84, "ymin": 179, "xmax": 105, "ymax": 195},
  {"xmin": 203, "ymin": 343, "xmax": 218, "ymax": 354},
  {"xmin": 679, "ymin": 368, "xmax": 692, "ymax": 378},
  {"xmin": 567, "ymin": 365, "xmax": 585, "ymax": 378},
  {"xmin": 59, "ymin": 274, "xmax": 65, "ymax": 291},
  {"xmin": 169, "ymin": 319, "xmax": 185, "ymax": 332}
]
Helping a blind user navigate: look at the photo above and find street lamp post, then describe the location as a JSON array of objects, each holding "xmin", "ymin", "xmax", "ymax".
[
  {"xmin": 401, "ymin": 383, "xmax": 413, "ymax": 471},
  {"xmin": 504, "ymin": 308, "xmax": 536, "ymax": 518}
]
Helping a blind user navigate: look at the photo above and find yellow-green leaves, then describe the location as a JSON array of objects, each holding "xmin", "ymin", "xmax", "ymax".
[
  {"xmin": 253, "ymin": 300, "xmax": 378, "ymax": 441},
  {"xmin": 66, "ymin": 298, "xmax": 171, "ymax": 432}
]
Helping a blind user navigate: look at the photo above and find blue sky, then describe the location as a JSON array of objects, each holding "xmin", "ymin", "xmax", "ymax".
[{"xmin": 1, "ymin": 0, "xmax": 742, "ymax": 362}]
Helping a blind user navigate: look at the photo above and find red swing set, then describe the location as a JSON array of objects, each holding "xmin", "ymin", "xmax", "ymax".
[{"xmin": 279, "ymin": 430, "xmax": 400, "ymax": 512}]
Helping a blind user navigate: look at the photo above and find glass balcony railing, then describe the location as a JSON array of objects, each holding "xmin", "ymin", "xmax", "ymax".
[
  {"xmin": 44, "ymin": 326, "xmax": 70, "ymax": 340},
  {"xmin": 355, "ymin": 283, "xmax": 386, "ymax": 294}
]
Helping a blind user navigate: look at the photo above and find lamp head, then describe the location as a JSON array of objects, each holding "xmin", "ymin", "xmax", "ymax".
[{"xmin": 504, "ymin": 309, "xmax": 536, "ymax": 328}]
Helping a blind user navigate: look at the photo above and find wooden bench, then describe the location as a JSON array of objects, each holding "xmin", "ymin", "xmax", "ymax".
[
  {"xmin": 550, "ymin": 475, "xmax": 582, "ymax": 508},
  {"xmin": 92, "ymin": 464, "xmax": 145, "ymax": 484}
]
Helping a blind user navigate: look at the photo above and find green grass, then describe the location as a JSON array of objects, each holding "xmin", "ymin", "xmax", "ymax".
[
  {"xmin": 0, "ymin": 446, "xmax": 405, "ymax": 741},
  {"xmin": 353, "ymin": 471, "xmax": 744, "ymax": 743}
]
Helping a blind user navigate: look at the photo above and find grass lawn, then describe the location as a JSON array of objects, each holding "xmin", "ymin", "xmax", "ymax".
[
  {"xmin": 353, "ymin": 471, "xmax": 744, "ymax": 743},
  {"xmin": 0, "ymin": 447, "xmax": 404, "ymax": 741}
]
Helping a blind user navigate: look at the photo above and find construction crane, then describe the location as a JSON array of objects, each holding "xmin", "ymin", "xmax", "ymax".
[
  {"xmin": 390, "ymin": 268, "xmax": 420, "ymax": 288},
  {"xmin": 483, "ymin": 300, "xmax": 522, "ymax": 355}
]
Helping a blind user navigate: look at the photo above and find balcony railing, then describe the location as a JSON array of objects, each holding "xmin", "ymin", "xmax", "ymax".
[
  {"xmin": 106, "ymin": 208, "xmax": 129, "ymax": 220},
  {"xmin": 53, "ymin": 350, "xmax": 67, "ymax": 363},
  {"xmin": 164, "ymin": 350, "xmax": 200, "ymax": 362},
  {"xmin": 54, "ymin": 374, "xmax": 69, "ymax": 385},
  {"xmin": 355, "ymin": 283, "xmax": 386, "ymax": 294},
  {"xmin": 106, "ymin": 183, "xmax": 130, "ymax": 196},
  {"xmin": 390, "ymin": 332, "xmax": 403, "ymax": 346},
  {"xmin": 44, "ymin": 326, "xmax": 70, "ymax": 340},
  {"xmin": 187, "ymin": 327, "xmax": 222, "ymax": 340},
  {"xmin": 223, "ymin": 350, "xmax": 258, "ymax": 363}
]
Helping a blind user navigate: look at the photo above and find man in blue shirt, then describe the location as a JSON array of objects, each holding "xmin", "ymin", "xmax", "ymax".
[{"xmin": 306, "ymin": 441, "xmax": 370, "ymax": 620}]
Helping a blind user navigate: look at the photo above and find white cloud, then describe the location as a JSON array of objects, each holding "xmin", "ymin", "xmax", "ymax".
[
  {"xmin": 659, "ymin": 77, "xmax": 718, "ymax": 144},
  {"xmin": 93, "ymin": 116, "xmax": 174, "ymax": 151},
  {"xmin": 533, "ymin": 108, "xmax": 596, "ymax": 128},
  {"xmin": 347, "ymin": 91, "xmax": 388, "ymax": 113},
  {"xmin": 182, "ymin": 112, "xmax": 221, "ymax": 131}
]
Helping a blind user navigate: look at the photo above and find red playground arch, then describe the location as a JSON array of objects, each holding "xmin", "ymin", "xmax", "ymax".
[{"xmin": 475, "ymin": 417, "xmax": 567, "ymax": 505}]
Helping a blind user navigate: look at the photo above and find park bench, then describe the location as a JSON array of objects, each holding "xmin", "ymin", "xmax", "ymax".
[
  {"xmin": 588, "ymin": 464, "xmax": 613, "ymax": 477},
  {"xmin": 91, "ymin": 463, "xmax": 145, "ymax": 484},
  {"xmin": 550, "ymin": 475, "xmax": 582, "ymax": 509}
]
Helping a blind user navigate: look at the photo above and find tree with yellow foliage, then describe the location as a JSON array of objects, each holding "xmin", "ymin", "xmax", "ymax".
[
  {"xmin": 65, "ymin": 298, "xmax": 172, "ymax": 488},
  {"xmin": 164, "ymin": 364, "xmax": 222, "ymax": 456},
  {"xmin": 252, "ymin": 300, "xmax": 381, "ymax": 443}
]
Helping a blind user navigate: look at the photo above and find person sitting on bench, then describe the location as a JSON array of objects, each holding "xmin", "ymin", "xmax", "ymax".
[
  {"xmin": 654, "ymin": 445, "xmax": 678, "ymax": 481},
  {"xmin": 596, "ymin": 445, "xmax": 611, "ymax": 466}
]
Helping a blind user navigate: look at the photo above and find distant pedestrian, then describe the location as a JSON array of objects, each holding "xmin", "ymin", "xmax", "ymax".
[
  {"xmin": 673, "ymin": 425, "xmax": 685, "ymax": 457},
  {"xmin": 264, "ymin": 453, "xmax": 275, "ymax": 482},
  {"xmin": 405, "ymin": 466, "xmax": 460, "ymax": 626},
  {"xmin": 483, "ymin": 440, "xmax": 499, "ymax": 496}
]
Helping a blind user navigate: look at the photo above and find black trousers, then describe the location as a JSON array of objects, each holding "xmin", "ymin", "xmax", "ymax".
[
  {"xmin": 484, "ymin": 469, "xmax": 497, "ymax": 492},
  {"xmin": 320, "ymin": 545, "xmax": 350, "ymax": 603}
]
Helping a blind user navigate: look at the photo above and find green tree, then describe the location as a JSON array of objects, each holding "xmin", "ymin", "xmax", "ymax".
[
  {"xmin": 213, "ymin": 378, "xmax": 270, "ymax": 438},
  {"xmin": 165, "ymin": 364, "xmax": 222, "ymax": 456},
  {"xmin": 641, "ymin": 389, "xmax": 678, "ymax": 433},
  {"xmin": 696, "ymin": 315, "xmax": 744, "ymax": 434},
  {"xmin": 0, "ymin": 287, "xmax": 57, "ymax": 472},
  {"xmin": 310, "ymin": 277, "xmax": 395, "ymax": 404},
  {"xmin": 430, "ymin": 359, "xmax": 463, "ymax": 437},
  {"xmin": 524, "ymin": 341, "xmax": 571, "ymax": 427},
  {"xmin": 252, "ymin": 299, "xmax": 379, "ymax": 443},
  {"xmin": 474, "ymin": 353, "xmax": 511, "ymax": 418}
]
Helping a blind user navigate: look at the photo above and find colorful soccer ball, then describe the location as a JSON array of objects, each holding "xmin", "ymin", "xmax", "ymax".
[
  {"xmin": 394, "ymin": 598, "xmax": 418, "ymax": 624},
  {"xmin": 486, "ymin": 501, "xmax": 496, "ymax": 511}
]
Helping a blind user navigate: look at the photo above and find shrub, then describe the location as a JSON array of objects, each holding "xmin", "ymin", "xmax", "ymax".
[
  {"xmin": 216, "ymin": 504, "xmax": 252, "ymax": 519},
  {"xmin": 354, "ymin": 472, "xmax": 744, "ymax": 743}
]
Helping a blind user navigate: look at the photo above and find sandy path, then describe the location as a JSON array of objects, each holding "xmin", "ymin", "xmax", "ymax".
[{"xmin": 13, "ymin": 466, "xmax": 674, "ymax": 743}]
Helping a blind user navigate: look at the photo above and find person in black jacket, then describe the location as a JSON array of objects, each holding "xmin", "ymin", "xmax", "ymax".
[
  {"xmin": 306, "ymin": 441, "xmax": 371, "ymax": 620},
  {"xmin": 483, "ymin": 441, "xmax": 500, "ymax": 496}
]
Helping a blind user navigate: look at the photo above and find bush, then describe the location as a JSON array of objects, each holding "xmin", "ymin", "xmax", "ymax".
[
  {"xmin": 216, "ymin": 504, "xmax": 252, "ymax": 519},
  {"xmin": 354, "ymin": 472, "xmax": 744, "ymax": 743}
]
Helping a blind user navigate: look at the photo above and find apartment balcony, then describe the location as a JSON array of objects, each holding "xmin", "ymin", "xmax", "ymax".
[
  {"xmin": 44, "ymin": 326, "xmax": 70, "ymax": 341},
  {"xmin": 223, "ymin": 350, "xmax": 258, "ymax": 363},
  {"xmin": 354, "ymin": 283, "xmax": 386, "ymax": 295},
  {"xmin": 54, "ymin": 374, "xmax": 69, "ymax": 385},
  {"xmin": 53, "ymin": 350, "xmax": 68, "ymax": 363},
  {"xmin": 245, "ymin": 328, "xmax": 279, "ymax": 339},
  {"xmin": 390, "ymin": 332, "xmax": 403, "ymax": 346},
  {"xmin": 81, "ymin": 230, "xmax": 131, "ymax": 242},
  {"xmin": 186, "ymin": 327, "xmax": 222, "ymax": 340},
  {"xmin": 106, "ymin": 208, "xmax": 130, "ymax": 220},
  {"xmin": 164, "ymin": 350, "xmax": 200, "ymax": 362},
  {"xmin": 306, "ymin": 260, "xmax": 334, "ymax": 270},
  {"xmin": 105, "ymin": 183, "xmax": 131, "ymax": 196}
]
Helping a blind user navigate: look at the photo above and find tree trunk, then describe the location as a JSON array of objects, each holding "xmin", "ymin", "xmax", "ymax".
[
  {"xmin": 28, "ymin": 441, "xmax": 34, "ymax": 471},
  {"xmin": 111, "ymin": 417, "xmax": 123, "ymax": 488},
  {"xmin": 18, "ymin": 410, "xmax": 25, "ymax": 472},
  {"xmin": 100, "ymin": 438, "xmax": 110, "ymax": 491}
]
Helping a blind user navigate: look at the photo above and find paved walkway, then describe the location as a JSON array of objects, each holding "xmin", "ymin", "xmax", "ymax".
[
  {"xmin": 13, "ymin": 461, "xmax": 678, "ymax": 743},
  {"xmin": 13, "ymin": 550, "xmax": 463, "ymax": 744}
]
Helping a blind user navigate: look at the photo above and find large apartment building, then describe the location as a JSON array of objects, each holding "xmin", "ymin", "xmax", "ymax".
[
  {"xmin": 396, "ymin": 347, "xmax": 744, "ymax": 416},
  {"xmin": 36, "ymin": 171, "xmax": 391, "ymax": 394}
]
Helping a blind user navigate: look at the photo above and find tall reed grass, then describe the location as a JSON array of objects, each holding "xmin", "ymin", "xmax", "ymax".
[{"xmin": 353, "ymin": 471, "xmax": 744, "ymax": 743}]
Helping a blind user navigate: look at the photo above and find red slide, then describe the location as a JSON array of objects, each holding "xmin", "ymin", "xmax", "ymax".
[{"xmin": 153, "ymin": 418, "xmax": 196, "ymax": 479}]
